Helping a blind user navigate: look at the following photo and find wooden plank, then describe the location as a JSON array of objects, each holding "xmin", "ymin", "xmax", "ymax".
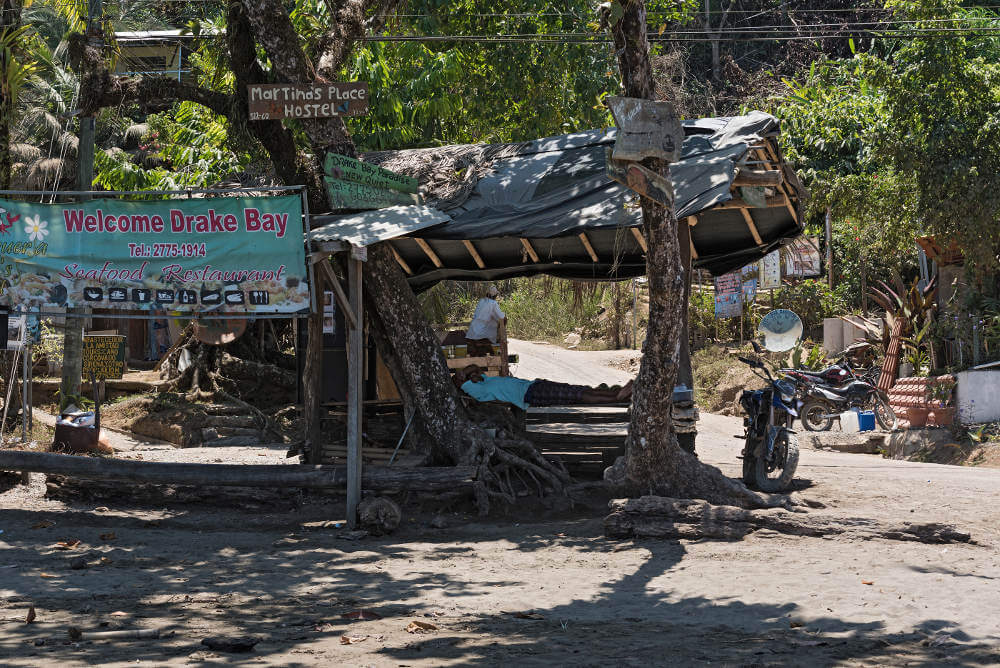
[
  {"xmin": 687, "ymin": 216, "xmax": 698, "ymax": 227},
  {"xmin": 733, "ymin": 168, "xmax": 782, "ymax": 187},
  {"xmin": 520, "ymin": 238, "xmax": 540, "ymax": 263},
  {"xmin": 758, "ymin": 143, "xmax": 799, "ymax": 221},
  {"xmin": 690, "ymin": 237, "xmax": 699, "ymax": 260},
  {"xmin": 579, "ymin": 232, "xmax": 599, "ymax": 262},
  {"xmin": 317, "ymin": 260, "xmax": 357, "ymax": 330},
  {"xmin": 740, "ymin": 208, "xmax": 764, "ymax": 245},
  {"xmin": 715, "ymin": 195, "xmax": 786, "ymax": 210},
  {"xmin": 346, "ymin": 257, "xmax": 364, "ymax": 529},
  {"xmin": 630, "ymin": 227, "xmax": 648, "ymax": 252},
  {"xmin": 1, "ymin": 450, "xmax": 474, "ymax": 491},
  {"xmin": 606, "ymin": 151, "xmax": 675, "ymax": 207},
  {"xmin": 463, "ymin": 240, "xmax": 486, "ymax": 269},
  {"xmin": 390, "ymin": 246, "xmax": 413, "ymax": 275},
  {"xmin": 413, "ymin": 238, "xmax": 442, "ymax": 267},
  {"xmin": 606, "ymin": 96, "xmax": 683, "ymax": 162}
]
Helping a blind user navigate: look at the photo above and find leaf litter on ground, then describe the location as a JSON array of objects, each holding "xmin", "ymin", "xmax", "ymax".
[{"xmin": 405, "ymin": 621, "xmax": 438, "ymax": 633}]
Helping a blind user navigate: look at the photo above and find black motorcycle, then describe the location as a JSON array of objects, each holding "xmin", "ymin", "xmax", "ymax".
[
  {"xmin": 736, "ymin": 352, "xmax": 800, "ymax": 492},
  {"xmin": 798, "ymin": 379, "xmax": 896, "ymax": 432}
]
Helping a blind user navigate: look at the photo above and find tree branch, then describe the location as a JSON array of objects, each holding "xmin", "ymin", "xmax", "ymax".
[
  {"xmin": 83, "ymin": 72, "xmax": 232, "ymax": 117},
  {"xmin": 226, "ymin": 0, "xmax": 324, "ymax": 205},
  {"xmin": 315, "ymin": 0, "xmax": 404, "ymax": 79}
]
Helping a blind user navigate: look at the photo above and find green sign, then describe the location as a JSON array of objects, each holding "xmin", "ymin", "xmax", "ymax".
[
  {"xmin": 82, "ymin": 335, "xmax": 126, "ymax": 379},
  {"xmin": 323, "ymin": 177, "xmax": 422, "ymax": 211},
  {"xmin": 323, "ymin": 153, "xmax": 418, "ymax": 194},
  {"xmin": 0, "ymin": 195, "xmax": 308, "ymax": 314}
]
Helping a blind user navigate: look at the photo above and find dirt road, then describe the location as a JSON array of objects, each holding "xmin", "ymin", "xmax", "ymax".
[{"xmin": 1, "ymin": 345, "xmax": 999, "ymax": 666}]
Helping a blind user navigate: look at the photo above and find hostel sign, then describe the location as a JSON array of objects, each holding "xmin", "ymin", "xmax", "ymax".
[
  {"xmin": 0, "ymin": 195, "xmax": 308, "ymax": 314},
  {"xmin": 247, "ymin": 83, "xmax": 369, "ymax": 120}
]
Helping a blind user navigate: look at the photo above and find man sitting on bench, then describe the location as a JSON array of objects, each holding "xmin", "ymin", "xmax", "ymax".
[{"xmin": 454, "ymin": 364, "xmax": 632, "ymax": 409}]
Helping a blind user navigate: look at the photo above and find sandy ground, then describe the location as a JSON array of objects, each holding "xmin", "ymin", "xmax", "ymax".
[{"xmin": 1, "ymin": 344, "xmax": 999, "ymax": 666}]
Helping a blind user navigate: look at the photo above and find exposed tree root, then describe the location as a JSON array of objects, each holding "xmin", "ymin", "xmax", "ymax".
[
  {"xmin": 605, "ymin": 496, "xmax": 974, "ymax": 544},
  {"xmin": 159, "ymin": 338, "xmax": 285, "ymax": 441}
]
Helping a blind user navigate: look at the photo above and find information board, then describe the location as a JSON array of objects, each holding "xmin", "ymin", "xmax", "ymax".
[{"xmin": 82, "ymin": 335, "xmax": 126, "ymax": 380}]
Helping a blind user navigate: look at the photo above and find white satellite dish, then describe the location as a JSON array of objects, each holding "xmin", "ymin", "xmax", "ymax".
[{"xmin": 758, "ymin": 309, "xmax": 803, "ymax": 352}]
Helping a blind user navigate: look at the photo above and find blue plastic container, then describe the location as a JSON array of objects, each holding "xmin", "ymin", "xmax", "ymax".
[{"xmin": 857, "ymin": 410, "xmax": 876, "ymax": 432}]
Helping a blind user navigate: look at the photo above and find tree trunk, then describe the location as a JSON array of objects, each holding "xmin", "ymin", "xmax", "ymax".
[
  {"xmin": 608, "ymin": 0, "xmax": 768, "ymax": 507},
  {"xmin": 59, "ymin": 309, "xmax": 84, "ymax": 410},
  {"xmin": 233, "ymin": 0, "xmax": 570, "ymax": 511},
  {"xmin": 3, "ymin": 449, "xmax": 476, "ymax": 491},
  {"xmin": 0, "ymin": 0, "xmax": 23, "ymax": 190}
]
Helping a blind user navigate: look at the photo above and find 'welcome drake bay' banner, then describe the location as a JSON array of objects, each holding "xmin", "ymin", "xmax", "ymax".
[{"xmin": 0, "ymin": 195, "xmax": 309, "ymax": 314}]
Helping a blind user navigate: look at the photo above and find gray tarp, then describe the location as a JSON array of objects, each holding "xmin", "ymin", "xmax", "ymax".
[
  {"xmin": 311, "ymin": 112, "xmax": 805, "ymax": 286},
  {"xmin": 418, "ymin": 111, "xmax": 796, "ymax": 242}
]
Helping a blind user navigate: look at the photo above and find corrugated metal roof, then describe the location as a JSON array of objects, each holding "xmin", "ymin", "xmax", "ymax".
[{"xmin": 309, "ymin": 205, "xmax": 450, "ymax": 247}]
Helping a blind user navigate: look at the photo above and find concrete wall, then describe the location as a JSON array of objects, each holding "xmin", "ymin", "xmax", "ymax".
[{"xmin": 955, "ymin": 369, "xmax": 1000, "ymax": 424}]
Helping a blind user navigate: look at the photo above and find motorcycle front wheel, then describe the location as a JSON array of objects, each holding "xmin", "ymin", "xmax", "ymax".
[
  {"xmin": 872, "ymin": 393, "xmax": 898, "ymax": 431},
  {"xmin": 800, "ymin": 400, "xmax": 833, "ymax": 431},
  {"xmin": 755, "ymin": 429, "xmax": 799, "ymax": 492}
]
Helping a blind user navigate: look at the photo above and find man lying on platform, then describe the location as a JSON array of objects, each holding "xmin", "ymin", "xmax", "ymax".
[{"xmin": 454, "ymin": 364, "xmax": 633, "ymax": 409}]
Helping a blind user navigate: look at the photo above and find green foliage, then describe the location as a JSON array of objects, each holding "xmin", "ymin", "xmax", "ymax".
[
  {"xmin": 773, "ymin": 279, "xmax": 849, "ymax": 331},
  {"xmin": 786, "ymin": 340, "xmax": 826, "ymax": 371},
  {"xmin": 877, "ymin": 0, "xmax": 1000, "ymax": 278}
]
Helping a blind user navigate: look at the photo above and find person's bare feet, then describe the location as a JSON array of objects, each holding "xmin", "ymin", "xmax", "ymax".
[{"xmin": 615, "ymin": 379, "xmax": 634, "ymax": 401}]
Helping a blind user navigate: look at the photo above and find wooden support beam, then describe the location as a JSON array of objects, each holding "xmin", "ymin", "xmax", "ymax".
[
  {"xmin": 0, "ymin": 450, "xmax": 476, "ymax": 491},
  {"xmin": 781, "ymin": 192, "xmax": 797, "ymax": 220},
  {"xmin": 758, "ymin": 144, "xmax": 799, "ymax": 221},
  {"xmin": 314, "ymin": 240, "xmax": 347, "ymax": 253},
  {"xmin": 579, "ymin": 232, "xmax": 599, "ymax": 262},
  {"xmin": 317, "ymin": 260, "xmax": 358, "ymax": 330},
  {"xmin": 630, "ymin": 227, "xmax": 648, "ymax": 253},
  {"xmin": 687, "ymin": 216, "xmax": 698, "ymax": 226},
  {"xmin": 390, "ymin": 246, "xmax": 413, "ymax": 275},
  {"xmin": 346, "ymin": 257, "xmax": 364, "ymax": 529},
  {"xmin": 413, "ymin": 238, "xmax": 442, "ymax": 267},
  {"xmin": 463, "ymin": 240, "xmax": 486, "ymax": 269},
  {"xmin": 520, "ymin": 238, "xmax": 539, "ymax": 263},
  {"xmin": 715, "ymin": 195, "xmax": 786, "ymax": 210},
  {"xmin": 740, "ymin": 208, "xmax": 764, "ymax": 245},
  {"xmin": 690, "ymin": 237, "xmax": 698, "ymax": 260},
  {"xmin": 733, "ymin": 168, "xmax": 782, "ymax": 187}
]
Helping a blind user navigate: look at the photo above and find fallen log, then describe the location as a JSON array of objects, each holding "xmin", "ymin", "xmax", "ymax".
[
  {"xmin": 604, "ymin": 496, "xmax": 972, "ymax": 544},
  {"xmin": 0, "ymin": 450, "xmax": 475, "ymax": 492}
]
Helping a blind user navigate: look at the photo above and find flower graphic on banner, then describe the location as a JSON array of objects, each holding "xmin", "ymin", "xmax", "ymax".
[{"xmin": 24, "ymin": 215, "xmax": 48, "ymax": 242}]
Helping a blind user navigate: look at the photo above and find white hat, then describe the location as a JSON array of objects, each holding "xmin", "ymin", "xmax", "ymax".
[{"xmin": 486, "ymin": 284, "xmax": 499, "ymax": 297}]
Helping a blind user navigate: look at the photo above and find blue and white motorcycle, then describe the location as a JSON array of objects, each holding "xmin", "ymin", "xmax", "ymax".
[{"xmin": 734, "ymin": 309, "xmax": 804, "ymax": 492}]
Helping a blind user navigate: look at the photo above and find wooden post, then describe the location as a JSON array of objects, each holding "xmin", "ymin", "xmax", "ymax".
[
  {"xmin": 825, "ymin": 207, "xmax": 834, "ymax": 289},
  {"xmin": 675, "ymin": 217, "xmax": 695, "ymax": 389},
  {"xmin": 304, "ymin": 260, "xmax": 326, "ymax": 465},
  {"xmin": 346, "ymin": 254, "xmax": 364, "ymax": 529},
  {"xmin": 861, "ymin": 254, "xmax": 868, "ymax": 316}
]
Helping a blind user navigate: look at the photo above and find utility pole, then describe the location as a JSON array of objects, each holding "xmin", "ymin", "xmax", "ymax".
[
  {"xmin": 825, "ymin": 206, "xmax": 834, "ymax": 289},
  {"xmin": 60, "ymin": 0, "xmax": 102, "ymax": 408}
]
